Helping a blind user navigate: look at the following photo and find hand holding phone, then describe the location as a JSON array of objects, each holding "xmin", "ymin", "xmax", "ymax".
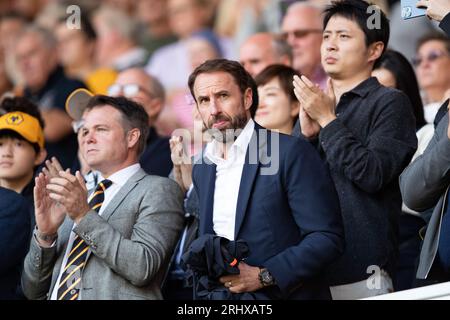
[
  {"xmin": 401, "ymin": 0, "xmax": 426, "ymax": 19},
  {"xmin": 416, "ymin": 0, "xmax": 450, "ymax": 22}
]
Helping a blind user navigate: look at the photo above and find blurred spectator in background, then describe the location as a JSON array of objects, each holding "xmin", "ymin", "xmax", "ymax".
[
  {"xmin": 239, "ymin": 32, "xmax": 292, "ymax": 78},
  {"xmin": 146, "ymin": 0, "xmax": 233, "ymax": 94},
  {"xmin": 33, "ymin": 1, "xmax": 66, "ymax": 31},
  {"xmin": 9, "ymin": 0, "xmax": 47, "ymax": 21},
  {"xmin": 0, "ymin": 49, "xmax": 13, "ymax": 97},
  {"xmin": 14, "ymin": 25, "xmax": 85, "ymax": 169},
  {"xmin": 214, "ymin": 0, "xmax": 282, "ymax": 52},
  {"xmin": 55, "ymin": 15, "xmax": 117, "ymax": 94},
  {"xmin": 108, "ymin": 68, "xmax": 172, "ymax": 177},
  {"xmin": 281, "ymin": 1, "xmax": 327, "ymax": 89},
  {"xmin": 414, "ymin": 32, "xmax": 450, "ymax": 124},
  {"xmin": 135, "ymin": 0, "xmax": 178, "ymax": 57},
  {"xmin": 93, "ymin": 5, "xmax": 148, "ymax": 71},
  {"xmin": 0, "ymin": 12, "xmax": 27, "ymax": 54},
  {"xmin": 103, "ymin": 0, "xmax": 136, "ymax": 16},
  {"xmin": 254, "ymin": 64, "xmax": 299, "ymax": 135},
  {"xmin": 0, "ymin": 12, "xmax": 27, "ymax": 90},
  {"xmin": 156, "ymin": 31, "xmax": 222, "ymax": 138}
]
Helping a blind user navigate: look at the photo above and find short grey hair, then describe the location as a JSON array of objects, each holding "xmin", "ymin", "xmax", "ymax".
[
  {"xmin": 94, "ymin": 5, "xmax": 139, "ymax": 43},
  {"xmin": 17, "ymin": 24, "xmax": 58, "ymax": 49}
]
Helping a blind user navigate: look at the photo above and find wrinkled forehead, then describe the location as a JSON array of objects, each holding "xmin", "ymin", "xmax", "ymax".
[
  {"xmin": 81, "ymin": 105, "xmax": 122, "ymax": 128},
  {"xmin": 193, "ymin": 72, "xmax": 238, "ymax": 95},
  {"xmin": 418, "ymin": 40, "xmax": 449, "ymax": 54}
]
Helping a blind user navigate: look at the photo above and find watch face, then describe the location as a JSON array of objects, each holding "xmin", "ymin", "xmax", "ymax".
[{"xmin": 261, "ymin": 270, "xmax": 273, "ymax": 284}]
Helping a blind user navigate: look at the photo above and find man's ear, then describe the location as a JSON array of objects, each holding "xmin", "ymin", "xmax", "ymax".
[
  {"xmin": 127, "ymin": 128, "xmax": 141, "ymax": 149},
  {"xmin": 244, "ymin": 88, "xmax": 253, "ymax": 112},
  {"xmin": 34, "ymin": 148, "xmax": 47, "ymax": 166},
  {"xmin": 367, "ymin": 41, "xmax": 385, "ymax": 64}
]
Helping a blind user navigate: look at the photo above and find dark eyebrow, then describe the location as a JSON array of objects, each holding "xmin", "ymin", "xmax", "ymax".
[
  {"xmin": 81, "ymin": 124, "xmax": 110, "ymax": 131},
  {"xmin": 215, "ymin": 90, "xmax": 230, "ymax": 96},
  {"xmin": 324, "ymin": 29, "xmax": 350, "ymax": 34},
  {"xmin": 196, "ymin": 95, "xmax": 209, "ymax": 101}
]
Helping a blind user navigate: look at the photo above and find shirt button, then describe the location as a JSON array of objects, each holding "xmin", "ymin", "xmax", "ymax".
[{"xmin": 70, "ymin": 289, "xmax": 77, "ymax": 295}]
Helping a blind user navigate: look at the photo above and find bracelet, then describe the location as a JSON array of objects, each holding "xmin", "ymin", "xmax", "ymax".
[{"xmin": 35, "ymin": 227, "xmax": 58, "ymax": 243}]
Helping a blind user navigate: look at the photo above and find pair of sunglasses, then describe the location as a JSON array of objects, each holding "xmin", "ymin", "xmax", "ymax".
[
  {"xmin": 412, "ymin": 50, "xmax": 449, "ymax": 67},
  {"xmin": 107, "ymin": 84, "xmax": 152, "ymax": 98}
]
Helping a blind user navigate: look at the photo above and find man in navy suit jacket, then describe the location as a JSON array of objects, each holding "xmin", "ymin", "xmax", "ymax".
[
  {"xmin": 187, "ymin": 59, "xmax": 344, "ymax": 299},
  {"xmin": 0, "ymin": 187, "xmax": 31, "ymax": 299}
]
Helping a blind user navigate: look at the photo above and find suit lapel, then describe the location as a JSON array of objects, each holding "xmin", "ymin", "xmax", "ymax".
[
  {"xmin": 198, "ymin": 162, "xmax": 217, "ymax": 235},
  {"xmin": 234, "ymin": 124, "xmax": 267, "ymax": 239},
  {"xmin": 101, "ymin": 169, "xmax": 145, "ymax": 221},
  {"xmin": 49, "ymin": 217, "xmax": 75, "ymax": 295},
  {"xmin": 83, "ymin": 169, "xmax": 145, "ymax": 264}
]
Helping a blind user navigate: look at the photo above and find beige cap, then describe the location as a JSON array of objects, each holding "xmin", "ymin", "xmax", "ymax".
[{"xmin": 65, "ymin": 88, "xmax": 94, "ymax": 121}]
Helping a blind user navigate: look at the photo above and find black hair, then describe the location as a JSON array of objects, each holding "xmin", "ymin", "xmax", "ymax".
[
  {"xmin": 188, "ymin": 59, "xmax": 259, "ymax": 118},
  {"xmin": 57, "ymin": 12, "xmax": 97, "ymax": 41},
  {"xmin": 374, "ymin": 50, "xmax": 426, "ymax": 130},
  {"xmin": 0, "ymin": 130, "xmax": 40, "ymax": 154},
  {"xmin": 85, "ymin": 95, "xmax": 149, "ymax": 156},
  {"xmin": 323, "ymin": 0, "xmax": 390, "ymax": 65},
  {"xmin": 254, "ymin": 64, "xmax": 300, "ymax": 103}
]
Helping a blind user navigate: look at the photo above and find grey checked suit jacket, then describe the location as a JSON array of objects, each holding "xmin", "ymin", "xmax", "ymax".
[
  {"xmin": 400, "ymin": 113, "xmax": 450, "ymax": 279},
  {"xmin": 21, "ymin": 168, "xmax": 184, "ymax": 300}
]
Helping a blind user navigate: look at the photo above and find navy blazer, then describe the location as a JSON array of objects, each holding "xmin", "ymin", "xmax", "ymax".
[
  {"xmin": 192, "ymin": 123, "xmax": 344, "ymax": 299},
  {"xmin": 0, "ymin": 187, "xmax": 31, "ymax": 299}
]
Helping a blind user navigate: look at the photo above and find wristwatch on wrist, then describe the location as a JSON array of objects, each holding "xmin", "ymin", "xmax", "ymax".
[
  {"xmin": 258, "ymin": 267, "xmax": 275, "ymax": 287},
  {"xmin": 35, "ymin": 227, "xmax": 58, "ymax": 243}
]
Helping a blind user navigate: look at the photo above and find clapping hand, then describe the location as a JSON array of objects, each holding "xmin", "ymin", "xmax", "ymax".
[{"xmin": 170, "ymin": 136, "xmax": 193, "ymax": 194}]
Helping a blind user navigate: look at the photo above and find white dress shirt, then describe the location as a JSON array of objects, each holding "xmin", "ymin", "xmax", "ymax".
[
  {"xmin": 50, "ymin": 163, "xmax": 141, "ymax": 300},
  {"xmin": 204, "ymin": 119, "xmax": 255, "ymax": 241}
]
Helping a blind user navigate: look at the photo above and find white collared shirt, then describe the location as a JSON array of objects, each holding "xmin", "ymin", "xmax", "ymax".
[
  {"xmin": 204, "ymin": 119, "xmax": 255, "ymax": 241},
  {"xmin": 49, "ymin": 163, "xmax": 141, "ymax": 300}
]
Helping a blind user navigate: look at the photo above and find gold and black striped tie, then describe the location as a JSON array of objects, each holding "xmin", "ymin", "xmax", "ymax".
[{"xmin": 57, "ymin": 179, "xmax": 112, "ymax": 300}]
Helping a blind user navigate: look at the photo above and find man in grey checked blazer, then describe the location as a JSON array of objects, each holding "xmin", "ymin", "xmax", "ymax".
[{"xmin": 21, "ymin": 93, "xmax": 184, "ymax": 300}]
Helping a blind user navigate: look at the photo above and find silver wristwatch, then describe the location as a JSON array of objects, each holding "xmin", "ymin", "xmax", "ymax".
[{"xmin": 35, "ymin": 227, "xmax": 58, "ymax": 243}]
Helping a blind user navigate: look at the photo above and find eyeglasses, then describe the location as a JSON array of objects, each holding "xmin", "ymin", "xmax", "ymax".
[
  {"xmin": 280, "ymin": 29, "xmax": 322, "ymax": 41},
  {"xmin": 107, "ymin": 84, "xmax": 153, "ymax": 99},
  {"xmin": 412, "ymin": 50, "xmax": 449, "ymax": 67}
]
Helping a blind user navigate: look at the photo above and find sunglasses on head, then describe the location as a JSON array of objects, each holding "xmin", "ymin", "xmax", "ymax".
[
  {"xmin": 107, "ymin": 84, "xmax": 152, "ymax": 98},
  {"xmin": 280, "ymin": 29, "xmax": 322, "ymax": 40},
  {"xmin": 412, "ymin": 50, "xmax": 449, "ymax": 67}
]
